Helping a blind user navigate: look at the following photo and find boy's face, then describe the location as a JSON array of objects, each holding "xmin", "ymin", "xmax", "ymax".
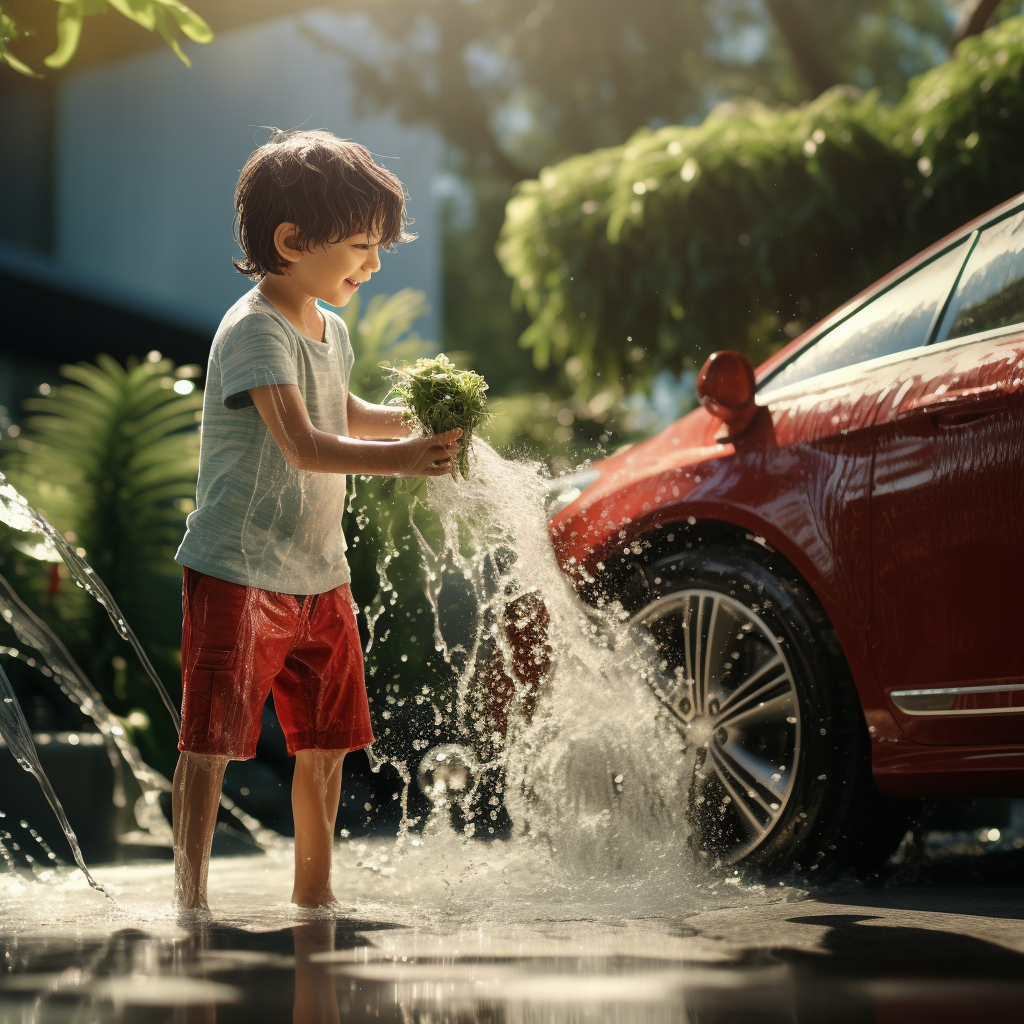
[{"xmin": 276, "ymin": 227, "xmax": 383, "ymax": 306}]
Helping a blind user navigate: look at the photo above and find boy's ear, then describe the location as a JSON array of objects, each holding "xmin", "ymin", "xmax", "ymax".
[{"xmin": 273, "ymin": 222, "xmax": 304, "ymax": 265}]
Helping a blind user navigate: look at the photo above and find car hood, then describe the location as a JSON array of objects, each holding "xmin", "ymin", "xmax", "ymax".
[{"xmin": 549, "ymin": 403, "xmax": 731, "ymax": 567}]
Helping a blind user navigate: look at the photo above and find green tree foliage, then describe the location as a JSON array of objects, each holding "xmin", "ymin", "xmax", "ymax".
[
  {"xmin": 319, "ymin": 0, "xmax": 961, "ymax": 179},
  {"xmin": 1, "ymin": 355, "xmax": 202, "ymax": 769},
  {"xmin": 0, "ymin": 0, "xmax": 211, "ymax": 76},
  {"xmin": 497, "ymin": 15, "xmax": 1024, "ymax": 394},
  {"xmin": 307, "ymin": 1, "xmax": 967, "ymax": 410}
]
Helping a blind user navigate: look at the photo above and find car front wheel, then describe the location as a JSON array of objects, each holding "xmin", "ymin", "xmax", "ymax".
[{"xmin": 629, "ymin": 542, "xmax": 910, "ymax": 874}]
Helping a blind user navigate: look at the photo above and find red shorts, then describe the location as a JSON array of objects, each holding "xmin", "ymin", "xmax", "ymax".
[{"xmin": 178, "ymin": 567, "xmax": 374, "ymax": 759}]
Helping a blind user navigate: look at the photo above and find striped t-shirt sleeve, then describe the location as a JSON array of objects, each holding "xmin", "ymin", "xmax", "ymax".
[{"xmin": 219, "ymin": 314, "xmax": 299, "ymax": 409}]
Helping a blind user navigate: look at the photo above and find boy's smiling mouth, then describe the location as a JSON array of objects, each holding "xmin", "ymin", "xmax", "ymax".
[{"xmin": 345, "ymin": 278, "xmax": 364, "ymax": 288}]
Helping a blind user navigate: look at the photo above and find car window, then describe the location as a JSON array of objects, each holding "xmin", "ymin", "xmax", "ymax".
[
  {"xmin": 759, "ymin": 239, "xmax": 969, "ymax": 397},
  {"xmin": 935, "ymin": 210, "xmax": 1024, "ymax": 343}
]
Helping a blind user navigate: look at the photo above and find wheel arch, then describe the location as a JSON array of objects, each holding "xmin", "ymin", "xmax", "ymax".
[
  {"xmin": 585, "ymin": 514, "xmax": 828, "ymax": 621},
  {"xmin": 581, "ymin": 512, "xmax": 896, "ymax": 744}
]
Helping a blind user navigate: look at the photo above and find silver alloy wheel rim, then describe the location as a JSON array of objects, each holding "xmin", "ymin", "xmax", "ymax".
[{"xmin": 631, "ymin": 589, "xmax": 801, "ymax": 864}]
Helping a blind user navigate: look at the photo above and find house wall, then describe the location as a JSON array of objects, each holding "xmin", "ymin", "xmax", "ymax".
[{"xmin": 55, "ymin": 9, "xmax": 443, "ymax": 342}]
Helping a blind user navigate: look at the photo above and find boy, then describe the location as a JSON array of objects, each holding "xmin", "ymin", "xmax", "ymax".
[{"xmin": 172, "ymin": 131, "xmax": 460, "ymax": 910}]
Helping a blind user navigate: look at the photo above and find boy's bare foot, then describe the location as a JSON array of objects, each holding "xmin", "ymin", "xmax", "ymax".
[
  {"xmin": 176, "ymin": 904, "xmax": 214, "ymax": 928},
  {"xmin": 174, "ymin": 888, "xmax": 211, "ymax": 912},
  {"xmin": 291, "ymin": 888, "xmax": 341, "ymax": 911}
]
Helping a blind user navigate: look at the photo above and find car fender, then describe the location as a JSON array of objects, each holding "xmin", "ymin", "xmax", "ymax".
[{"xmin": 551, "ymin": 407, "xmax": 910, "ymax": 757}]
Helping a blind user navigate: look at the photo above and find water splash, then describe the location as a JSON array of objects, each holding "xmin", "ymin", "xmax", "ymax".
[
  {"xmin": 0, "ymin": 472, "xmax": 180, "ymax": 732},
  {"xmin": 0, "ymin": 660, "xmax": 109, "ymax": 898},
  {"xmin": 407, "ymin": 440, "xmax": 692, "ymax": 878},
  {"xmin": 0, "ymin": 574, "xmax": 166, "ymax": 826}
]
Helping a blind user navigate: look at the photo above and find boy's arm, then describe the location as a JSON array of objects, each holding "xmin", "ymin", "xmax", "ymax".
[
  {"xmin": 346, "ymin": 393, "xmax": 412, "ymax": 439},
  {"xmin": 250, "ymin": 384, "xmax": 459, "ymax": 477}
]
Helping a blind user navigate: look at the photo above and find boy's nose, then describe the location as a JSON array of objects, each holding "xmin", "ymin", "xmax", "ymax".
[{"xmin": 363, "ymin": 249, "xmax": 381, "ymax": 273}]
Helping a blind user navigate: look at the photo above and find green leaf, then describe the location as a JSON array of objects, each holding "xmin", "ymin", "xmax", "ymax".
[
  {"xmin": 152, "ymin": 6, "xmax": 190, "ymax": 66},
  {"xmin": 1, "ymin": 354, "xmax": 202, "ymax": 768},
  {"xmin": 1, "ymin": 48, "xmax": 41, "ymax": 77},
  {"xmin": 158, "ymin": 0, "xmax": 212, "ymax": 43},
  {"xmin": 106, "ymin": 0, "xmax": 157, "ymax": 31},
  {"xmin": 44, "ymin": 2, "xmax": 84, "ymax": 69}
]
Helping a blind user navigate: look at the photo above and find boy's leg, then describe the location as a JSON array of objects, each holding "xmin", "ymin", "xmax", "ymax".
[
  {"xmin": 291, "ymin": 748, "xmax": 348, "ymax": 907},
  {"xmin": 277, "ymin": 583, "xmax": 374, "ymax": 907},
  {"xmin": 176, "ymin": 568, "xmax": 298, "ymax": 908},
  {"xmin": 172, "ymin": 751, "xmax": 229, "ymax": 910}
]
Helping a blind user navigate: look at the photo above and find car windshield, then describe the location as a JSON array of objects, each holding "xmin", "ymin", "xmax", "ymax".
[
  {"xmin": 934, "ymin": 209, "xmax": 1024, "ymax": 343},
  {"xmin": 759, "ymin": 239, "xmax": 970, "ymax": 398}
]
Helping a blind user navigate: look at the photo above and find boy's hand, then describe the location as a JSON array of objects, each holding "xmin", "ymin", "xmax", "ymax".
[
  {"xmin": 250, "ymin": 384, "xmax": 462, "ymax": 477},
  {"xmin": 393, "ymin": 428, "xmax": 463, "ymax": 477}
]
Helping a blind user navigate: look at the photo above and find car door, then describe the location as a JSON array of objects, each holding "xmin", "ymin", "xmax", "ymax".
[
  {"xmin": 870, "ymin": 208, "xmax": 1024, "ymax": 746},
  {"xmin": 758, "ymin": 236, "xmax": 975, "ymax": 725}
]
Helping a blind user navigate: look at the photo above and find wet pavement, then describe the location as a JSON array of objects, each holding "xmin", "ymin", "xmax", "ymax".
[{"xmin": 2, "ymin": 843, "xmax": 1023, "ymax": 1023}]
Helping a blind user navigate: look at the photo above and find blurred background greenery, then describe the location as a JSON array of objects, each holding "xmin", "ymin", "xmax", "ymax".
[{"xmin": 2, "ymin": 0, "xmax": 1023, "ymax": 795}]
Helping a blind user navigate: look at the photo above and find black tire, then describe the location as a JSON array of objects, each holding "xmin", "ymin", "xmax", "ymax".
[{"xmin": 628, "ymin": 541, "xmax": 912, "ymax": 876}]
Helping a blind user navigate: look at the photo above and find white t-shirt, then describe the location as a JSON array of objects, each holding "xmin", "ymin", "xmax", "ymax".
[{"xmin": 176, "ymin": 289, "xmax": 355, "ymax": 594}]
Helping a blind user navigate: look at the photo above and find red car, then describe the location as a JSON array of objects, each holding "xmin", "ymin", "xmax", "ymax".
[{"xmin": 539, "ymin": 192, "xmax": 1024, "ymax": 872}]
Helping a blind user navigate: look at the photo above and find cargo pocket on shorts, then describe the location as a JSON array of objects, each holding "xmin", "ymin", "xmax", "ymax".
[
  {"xmin": 192, "ymin": 647, "xmax": 236, "ymax": 670},
  {"xmin": 188, "ymin": 573, "xmax": 246, "ymax": 670}
]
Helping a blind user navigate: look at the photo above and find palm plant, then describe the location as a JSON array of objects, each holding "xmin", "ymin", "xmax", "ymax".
[
  {"xmin": 2, "ymin": 354, "xmax": 202, "ymax": 769},
  {"xmin": 342, "ymin": 288, "xmax": 437, "ymax": 401}
]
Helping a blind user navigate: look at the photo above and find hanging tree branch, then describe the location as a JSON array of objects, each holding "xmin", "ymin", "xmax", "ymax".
[
  {"xmin": 0, "ymin": 0, "xmax": 211, "ymax": 77},
  {"xmin": 950, "ymin": 0, "xmax": 1004, "ymax": 50}
]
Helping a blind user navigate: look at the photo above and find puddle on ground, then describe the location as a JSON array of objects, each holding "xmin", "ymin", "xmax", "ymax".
[{"xmin": 3, "ymin": 853, "xmax": 1024, "ymax": 1023}]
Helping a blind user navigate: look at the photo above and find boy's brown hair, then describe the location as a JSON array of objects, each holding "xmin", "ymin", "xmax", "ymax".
[{"xmin": 232, "ymin": 130, "xmax": 413, "ymax": 279}]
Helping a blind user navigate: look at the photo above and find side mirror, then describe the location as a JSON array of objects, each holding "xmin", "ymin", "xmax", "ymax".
[{"xmin": 696, "ymin": 350, "xmax": 758, "ymax": 438}]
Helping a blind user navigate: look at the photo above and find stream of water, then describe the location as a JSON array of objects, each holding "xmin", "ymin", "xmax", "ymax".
[{"xmin": 418, "ymin": 441, "xmax": 692, "ymax": 878}]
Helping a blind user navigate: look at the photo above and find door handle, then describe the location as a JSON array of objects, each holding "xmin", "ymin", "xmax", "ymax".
[{"xmin": 894, "ymin": 383, "xmax": 1008, "ymax": 422}]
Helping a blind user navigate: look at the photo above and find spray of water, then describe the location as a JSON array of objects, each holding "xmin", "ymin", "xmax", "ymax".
[
  {"xmin": 0, "ymin": 472, "xmax": 180, "ymax": 731},
  {"xmin": 405, "ymin": 440, "xmax": 693, "ymax": 880},
  {"xmin": 0, "ymin": 574, "xmax": 166, "ymax": 830},
  {"xmin": 0, "ymin": 471, "xmax": 285, "ymax": 894},
  {"xmin": 0, "ymin": 660, "xmax": 109, "ymax": 897}
]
